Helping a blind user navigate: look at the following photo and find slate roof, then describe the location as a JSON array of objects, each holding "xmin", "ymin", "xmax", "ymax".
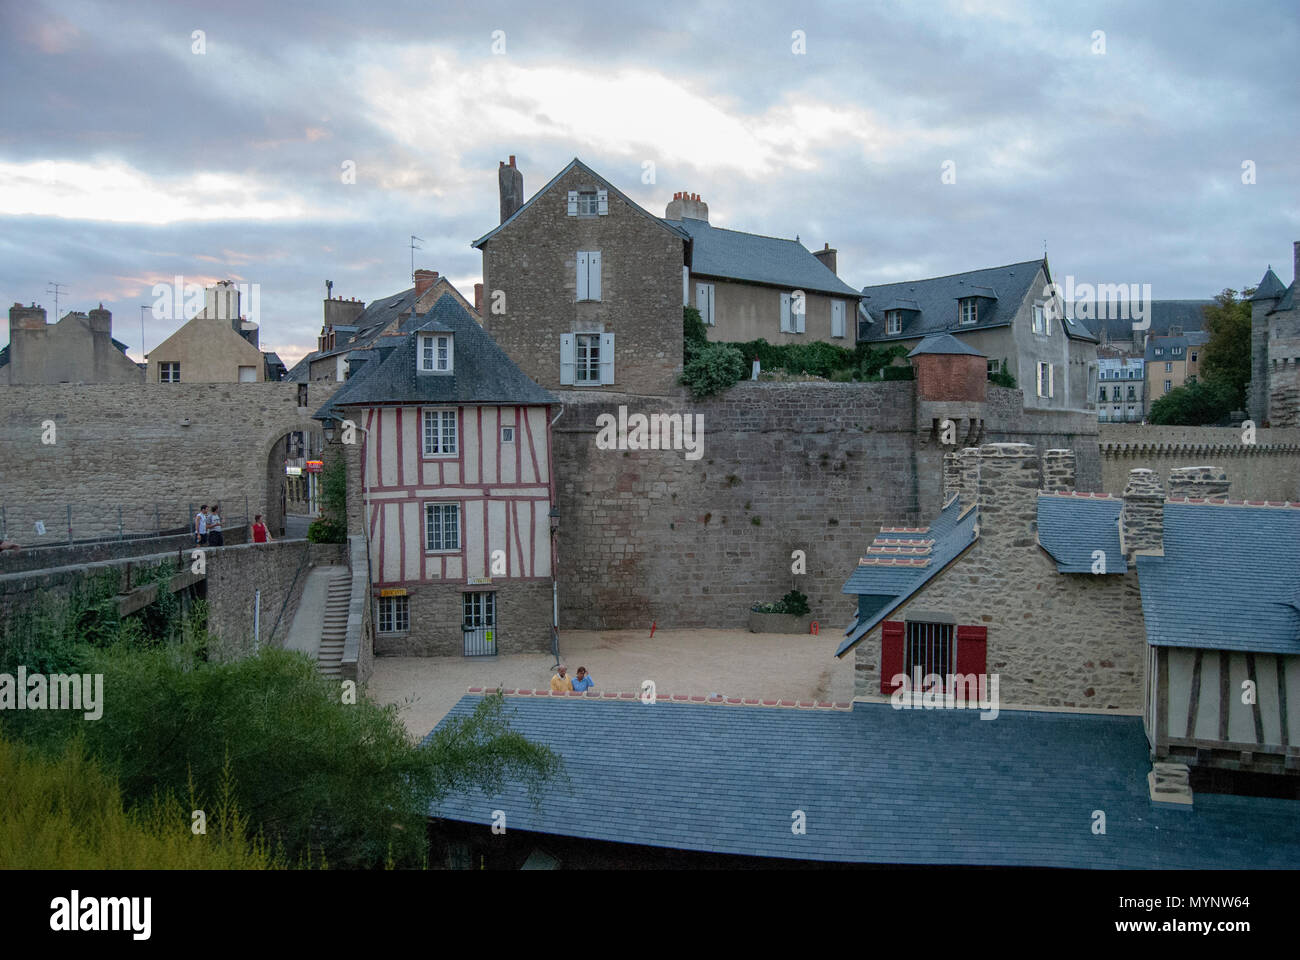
[
  {"xmin": 1251, "ymin": 268, "xmax": 1287, "ymax": 301},
  {"xmin": 907, "ymin": 333, "xmax": 985, "ymax": 358},
  {"xmin": 1087, "ymin": 300, "xmax": 1213, "ymax": 344},
  {"xmin": 858, "ymin": 259, "xmax": 1094, "ymax": 343},
  {"xmin": 314, "ymin": 293, "xmax": 553, "ymax": 418},
  {"xmin": 1144, "ymin": 331, "xmax": 1208, "ymax": 363},
  {"xmin": 666, "ymin": 217, "xmax": 860, "ymax": 298},
  {"xmin": 288, "ymin": 288, "xmax": 420, "ymax": 381},
  {"xmin": 1275, "ymin": 281, "xmax": 1296, "ymax": 314},
  {"xmin": 471, "ymin": 158, "xmax": 691, "ymax": 249},
  {"xmin": 837, "ymin": 495, "xmax": 979, "ymax": 657},
  {"xmin": 1137, "ymin": 501, "xmax": 1300, "ymax": 655},
  {"xmin": 426, "ymin": 695, "xmax": 1300, "ymax": 867},
  {"xmin": 1036, "ymin": 494, "xmax": 1127, "ymax": 574}
]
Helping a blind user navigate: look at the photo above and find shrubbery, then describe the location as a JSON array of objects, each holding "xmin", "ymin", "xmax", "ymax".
[
  {"xmin": 681, "ymin": 341, "xmax": 746, "ymax": 397},
  {"xmin": 1149, "ymin": 378, "xmax": 1235, "ymax": 426},
  {"xmin": 751, "ymin": 590, "xmax": 811, "ymax": 617}
]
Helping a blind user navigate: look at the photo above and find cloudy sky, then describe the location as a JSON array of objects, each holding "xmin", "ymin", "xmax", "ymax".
[{"xmin": 1, "ymin": 0, "xmax": 1297, "ymax": 368}]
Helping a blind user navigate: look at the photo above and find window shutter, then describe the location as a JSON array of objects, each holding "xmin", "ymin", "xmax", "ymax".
[
  {"xmin": 954, "ymin": 625, "xmax": 987, "ymax": 704},
  {"xmin": 707, "ymin": 284, "xmax": 715, "ymax": 325},
  {"xmin": 780, "ymin": 293, "xmax": 791, "ymax": 332},
  {"xmin": 599, "ymin": 332, "xmax": 615, "ymax": 385},
  {"xmin": 682, "ymin": 266, "xmax": 690, "ymax": 306},
  {"xmin": 575, "ymin": 252, "xmax": 588, "ymax": 301},
  {"xmin": 567, "ymin": 191, "xmax": 578, "ymax": 216},
  {"xmin": 588, "ymin": 250, "xmax": 602, "ymax": 301},
  {"xmin": 831, "ymin": 300, "xmax": 844, "ymax": 338},
  {"xmin": 795, "ymin": 296, "xmax": 806, "ymax": 333},
  {"xmin": 559, "ymin": 333, "xmax": 575, "ymax": 385},
  {"xmin": 596, "ymin": 188, "xmax": 608, "ymax": 215},
  {"xmin": 696, "ymin": 283, "xmax": 712, "ymax": 325},
  {"xmin": 1036, "ymin": 362, "xmax": 1045, "ymax": 397},
  {"xmin": 1048, "ymin": 363, "xmax": 1055, "ymax": 397},
  {"xmin": 880, "ymin": 621, "xmax": 905, "ymax": 695}
]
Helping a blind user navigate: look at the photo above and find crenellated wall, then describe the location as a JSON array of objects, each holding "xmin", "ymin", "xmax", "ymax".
[{"xmin": 1098, "ymin": 424, "xmax": 1300, "ymax": 501}]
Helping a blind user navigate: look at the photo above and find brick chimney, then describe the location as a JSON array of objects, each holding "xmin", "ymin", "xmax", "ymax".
[
  {"xmin": 812, "ymin": 242, "xmax": 838, "ymax": 275},
  {"xmin": 1167, "ymin": 465, "xmax": 1230, "ymax": 500},
  {"xmin": 414, "ymin": 269, "xmax": 439, "ymax": 298},
  {"xmin": 665, "ymin": 191, "xmax": 709, "ymax": 222},
  {"xmin": 976, "ymin": 443, "xmax": 1040, "ymax": 546},
  {"xmin": 1120, "ymin": 468, "xmax": 1164, "ymax": 560},
  {"xmin": 499, "ymin": 156, "xmax": 524, "ymax": 224},
  {"xmin": 474, "ymin": 282, "xmax": 484, "ymax": 316},
  {"xmin": 1041, "ymin": 449, "xmax": 1076, "ymax": 493}
]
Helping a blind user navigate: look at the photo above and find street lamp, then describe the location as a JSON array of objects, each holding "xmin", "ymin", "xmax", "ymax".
[{"xmin": 321, "ymin": 417, "xmax": 337, "ymax": 443}]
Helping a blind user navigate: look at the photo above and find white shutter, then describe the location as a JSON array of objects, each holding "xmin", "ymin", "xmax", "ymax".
[
  {"xmin": 597, "ymin": 188, "xmax": 608, "ymax": 215},
  {"xmin": 707, "ymin": 284, "xmax": 715, "ymax": 325},
  {"xmin": 576, "ymin": 251, "xmax": 588, "ymax": 301},
  {"xmin": 696, "ymin": 283, "xmax": 711, "ymax": 325},
  {"xmin": 567, "ymin": 191, "xmax": 578, "ymax": 216},
  {"xmin": 560, "ymin": 333, "xmax": 575, "ymax": 385},
  {"xmin": 1048, "ymin": 363, "xmax": 1055, "ymax": 398},
  {"xmin": 795, "ymin": 294, "xmax": 806, "ymax": 333},
  {"xmin": 831, "ymin": 300, "xmax": 845, "ymax": 338},
  {"xmin": 1036, "ymin": 362, "xmax": 1045, "ymax": 397},
  {"xmin": 780, "ymin": 293, "xmax": 791, "ymax": 332},
  {"xmin": 682, "ymin": 266, "xmax": 690, "ymax": 306},
  {"xmin": 588, "ymin": 251, "xmax": 602, "ymax": 301},
  {"xmin": 599, "ymin": 333, "xmax": 615, "ymax": 385}
]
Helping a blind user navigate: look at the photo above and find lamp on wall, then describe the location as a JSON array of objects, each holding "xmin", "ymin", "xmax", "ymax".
[
  {"xmin": 321, "ymin": 417, "xmax": 337, "ymax": 443},
  {"xmin": 549, "ymin": 506, "xmax": 560, "ymax": 534}
]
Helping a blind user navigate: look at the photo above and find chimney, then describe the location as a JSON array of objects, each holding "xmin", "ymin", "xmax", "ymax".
[
  {"xmin": 474, "ymin": 282, "xmax": 484, "ymax": 316},
  {"xmin": 1041, "ymin": 449, "xmax": 1076, "ymax": 493},
  {"xmin": 1167, "ymin": 465, "xmax": 1230, "ymax": 500},
  {"xmin": 812, "ymin": 242, "xmax": 838, "ymax": 275},
  {"xmin": 665, "ymin": 191, "xmax": 709, "ymax": 223},
  {"xmin": 1120, "ymin": 468, "xmax": 1164, "ymax": 560},
  {"xmin": 10, "ymin": 302, "xmax": 46, "ymax": 330},
  {"xmin": 414, "ymin": 269, "xmax": 438, "ymax": 298},
  {"xmin": 88, "ymin": 302, "xmax": 112, "ymax": 335},
  {"xmin": 975, "ymin": 443, "xmax": 1039, "ymax": 546},
  {"xmin": 943, "ymin": 446, "xmax": 982, "ymax": 505},
  {"xmin": 499, "ymin": 156, "xmax": 524, "ymax": 223}
]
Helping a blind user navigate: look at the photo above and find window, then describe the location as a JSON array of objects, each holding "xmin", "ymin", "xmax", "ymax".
[
  {"xmin": 238, "ymin": 365, "xmax": 256, "ymax": 382},
  {"xmin": 425, "ymin": 503, "xmax": 460, "ymax": 552},
  {"xmin": 989, "ymin": 359, "xmax": 1002, "ymax": 376},
  {"xmin": 1172, "ymin": 347, "xmax": 1183, "ymax": 356},
  {"xmin": 1127, "ymin": 386, "xmax": 1136, "ymax": 402},
  {"xmin": 904, "ymin": 621, "xmax": 954, "ymax": 689},
  {"xmin": 160, "ymin": 362, "xmax": 180, "ymax": 383},
  {"xmin": 1155, "ymin": 347, "xmax": 1164, "ymax": 356},
  {"xmin": 696, "ymin": 282, "xmax": 715, "ymax": 326},
  {"xmin": 885, "ymin": 310, "xmax": 903, "ymax": 335},
  {"xmin": 1032, "ymin": 304, "xmax": 1047, "ymax": 335},
  {"xmin": 1036, "ymin": 361, "xmax": 1054, "ymax": 398},
  {"xmin": 1112, "ymin": 386, "xmax": 1121, "ymax": 402},
  {"xmin": 567, "ymin": 188, "xmax": 608, "ymax": 216},
  {"xmin": 1190, "ymin": 351, "xmax": 1198, "ymax": 363},
  {"xmin": 958, "ymin": 298, "xmax": 977, "ymax": 325},
  {"xmin": 463, "ymin": 591, "xmax": 496, "ymax": 628},
  {"xmin": 831, "ymin": 300, "xmax": 846, "ymax": 338},
  {"xmin": 422, "ymin": 409, "xmax": 457, "ymax": 456},
  {"xmin": 780, "ymin": 292, "xmax": 805, "ymax": 333},
  {"xmin": 501, "ymin": 425, "xmax": 515, "ymax": 443},
  {"xmin": 420, "ymin": 334, "xmax": 453, "ymax": 373},
  {"xmin": 1165, "ymin": 361, "xmax": 1172, "ymax": 373},
  {"xmin": 1098, "ymin": 387, "xmax": 1107, "ymax": 402},
  {"xmin": 576, "ymin": 251, "xmax": 602, "ymax": 301},
  {"xmin": 1164, "ymin": 379, "xmax": 1172, "ymax": 393},
  {"xmin": 560, "ymin": 332, "xmax": 614, "ymax": 385},
  {"xmin": 377, "ymin": 596, "xmax": 409, "ymax": 634}
]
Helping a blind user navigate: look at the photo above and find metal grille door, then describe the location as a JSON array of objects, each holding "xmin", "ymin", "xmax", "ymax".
[
  {"xmin": 904, "ymin": 621, "xmax": 954, "ymax": 689},
  {"xmin": 463, "ymin": 592, "xmax": 497, "ymax": 657}
]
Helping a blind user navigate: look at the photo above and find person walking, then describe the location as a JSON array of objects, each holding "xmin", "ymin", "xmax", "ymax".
[
  {"xmin": 194, "ymin": 505, "xmax": 209, "ymax": 545},
  {"xmin": 251, "ymin": 513, "xmax": 273, "ymax": 544},
  {"xmin": 207, "ymin": 503, "xmax": 224, "ymax": 547}
]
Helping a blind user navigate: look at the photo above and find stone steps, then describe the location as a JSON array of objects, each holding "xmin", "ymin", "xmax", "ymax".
[{"xmin": 315, "ymin": 574, "xmax": 351, "ymax": 679}]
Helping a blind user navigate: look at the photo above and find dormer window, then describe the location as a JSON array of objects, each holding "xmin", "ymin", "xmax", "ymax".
[
  {"xmin": 885, "ymin": 310, "xmax": 903, "ymax": 335},
  {"xmin": 1154, "ymin": 348, "xmax": 1163, "ymax": 356},
  {"xmin": 420, "ymin": 334, "xmax": 452, "ymax": 373},
  {"xmin": 958, "ymin": 298, "xmax": 977, "ymax": 325}
]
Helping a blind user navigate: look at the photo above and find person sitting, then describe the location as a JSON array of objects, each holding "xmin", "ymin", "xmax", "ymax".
[
  {"xmin": 570, "ymin": 666, "xmax": 595, "ymax": 692},
  {"xmin": 549, "ymin": 665, "xmax": 573, "ymax": 692}
]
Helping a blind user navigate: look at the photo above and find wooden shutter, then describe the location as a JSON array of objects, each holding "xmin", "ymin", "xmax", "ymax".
[
  {"xmin": 599, "ymin": 332, "xmax": 615, "ymax": 385},
  {"xmin": 955, "ymin": 625, "xmax": 987, "ymax": 696},
  {"xmin": 596, "ymin": 188, "xmax": 608, "ymax": 215},
  {"xmin": 696, "ymin": 282, "xmax": 714, "ymax": 325},
  {"xmin": 880, "ymin": 621, "xmax": 905, "ymax": 694},
  {"xmin": 559, "ymin": 333, "xmax": 575, "ymax": 385},
  {"xmin": 831, "ymin": 300, "xmax": 845, "ymax": 338},
  {"xmin": 1048, "ymin": 363, "xmax": 1055, "ymax": 398},
  {"xmin": 682, "ymin": 266, "xmax": 690, "ymax": 306},
  {"xmin": 1036, "ymin": 362, "xmax": 1045, "ymax": 397},
  {"xmin": 795, "ymin": 294, "xmax": 806, "ymax": 333},
  {"xmin": 588, "ymin": 251, "xmax": 602, "ymax": 301},
  {"xmin": 707, "ymin": 284, "xmax": 715, "ymax": 325},
  {"xmin": 780, "ymin": 292, "xmax": 791, "ymax": 332},
  {"xmin": 567, "ymin": 191, "xmax": 578, "ymax": 216},
  {"xmin": 576, "ymin": 252, "xmax": 589, "ymax": 301}
]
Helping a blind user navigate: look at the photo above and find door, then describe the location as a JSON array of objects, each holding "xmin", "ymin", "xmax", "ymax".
[{"xmin": 462, "ymin": 591, "xmax": 497, "ymax": 657}]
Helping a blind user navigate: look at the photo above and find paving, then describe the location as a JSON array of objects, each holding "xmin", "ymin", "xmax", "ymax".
[{"xmin": 367, "ymin": 628, "xmax": 855, "ymax": 738}]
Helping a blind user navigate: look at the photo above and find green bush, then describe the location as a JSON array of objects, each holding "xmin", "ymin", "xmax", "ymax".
[
  {"xmin": 881, "ymin": 365, "xmax": 915, "ymax": 381},
  {"xmin": 1149, "ymin": 378, "xmax": 1235, "ymax": 426},
  {"xmin": 306, "ymin": 518, "xmax": 346, "ymax": 543},
  {"xmin": 988, "ymin": 358, "xmax": 1016, "ymax": 388},
  {"xmin": 680, "ymin": 341, "xmax": 746, "ymax": 397},
  {"xmin": 750, "ymin": 590, "xmax": 811, "ymax": 616},
  {"xmin": 683, "ymin": 305, "xmax": 708, "ymax": 350}
]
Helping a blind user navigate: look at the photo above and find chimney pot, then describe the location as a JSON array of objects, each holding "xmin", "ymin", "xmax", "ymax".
[{"xmin": 509, "ymin": 155, "xmax": 516, "ymax": 167}]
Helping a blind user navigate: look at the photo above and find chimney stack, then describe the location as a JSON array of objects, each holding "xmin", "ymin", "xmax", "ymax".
[
  {"xmin": 665, "ymin": 191, "xmax": 709, "ymax": 223},
  {"xmin": 1167, "ymin": 465, "xmax": 1230, "ymax": 500},
  {"xmin": 1041, "ymin": 449, "xmax": 1076, "ymax": 493},
  {"xmin": 975, "ymin": 443, "xmax": 1039, "ymax": 545},
  {"xmin": 1120, "ymin": 468, "xmax": 1164, "ymax": 560},
  {"xmin": 812, "ymin": 242, "xmax": 838, "ymax": 275},
  {"xmin": 414, "ymin": 269, "xmax": 439, "ymax": 298},
  {"xmin": 88, "ymin": 302, "xmax": 112, "ymax": 336},
  {"xmin": 473, "ymin": 282, "xmax": 484, "ymax": 317},
  {"xmin": 499, "ymin": 156, "xmax": 524, "ymax": 223},
  {"xmin": 11, "ymin": 302, "xmax": 46, "ymax": 330}
]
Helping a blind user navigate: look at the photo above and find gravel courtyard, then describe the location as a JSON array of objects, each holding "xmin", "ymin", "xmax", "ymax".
[{"xmin": 368, "ymin": 628, "xmax": 856, "ymax": 737}]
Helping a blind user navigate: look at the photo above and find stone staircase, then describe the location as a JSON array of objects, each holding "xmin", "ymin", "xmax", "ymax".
[{"xmin": 317, "ymin": 573, "xmax": 351, "ymax": 678}]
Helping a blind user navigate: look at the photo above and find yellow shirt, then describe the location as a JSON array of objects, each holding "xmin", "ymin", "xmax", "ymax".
[{"xmin": 550, "ymin": 673, "xmax": 573, "ymax": 692}]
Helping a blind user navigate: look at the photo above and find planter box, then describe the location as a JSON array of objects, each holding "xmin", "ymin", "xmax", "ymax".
[{"xmin": 748, "ymin": 611, "xmax": 813, "ymax": 634}]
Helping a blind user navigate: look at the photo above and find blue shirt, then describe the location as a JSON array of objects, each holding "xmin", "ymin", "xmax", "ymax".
[{"xmin": 571, "ymin": 675, "xmax": 594, "ymax": 691}]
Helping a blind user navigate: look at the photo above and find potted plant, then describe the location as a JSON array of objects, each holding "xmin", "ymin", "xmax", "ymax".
[{"xmin": 747, "ymin": 590, "xmax": 813, "ymax": 634}]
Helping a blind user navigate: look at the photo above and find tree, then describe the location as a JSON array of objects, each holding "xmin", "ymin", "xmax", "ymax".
[
  {"xmin": 1148, "ymin": 378, "xmax": 1235, "ymax": 426},
  {"xmin": 308, "ymin": 455, "xmax": 347, "ymax": 543},
  {"xmin": 1200, "ymin": 288, "xmax": 1254, "ymax": 409}
]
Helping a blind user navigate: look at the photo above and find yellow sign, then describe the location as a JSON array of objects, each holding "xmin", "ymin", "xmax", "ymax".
[
  {"xmin": 467, "ymin": 577, "xmax": 492, "ymax": 585},
  {"xmin": 378, "ymin": 588, "xmax": 407, "ymax": 597}
]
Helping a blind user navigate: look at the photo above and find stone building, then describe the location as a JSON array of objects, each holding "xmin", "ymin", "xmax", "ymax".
[
  {"xmin": 146, "ymin": 281, "xmax": 282, "ymax": 383},
  {"xmin": 0, "ymin": 302, "xmax": 143, "ymax": 385},
  {"xmin": 663, "ymin": 191, "xmax": 862, "ymax": 346},
  {"xmin": 1248, "ymin": 241, "xmax": 1300, "ymax": 427},
  {"xmin": 1096, "ymin": 350, "xmax": 1145, "ymax": 422},
  {"xmin": 316, "ymin": 292, "xmax": 556, "ymax": 657},
  {"xmin": 856, "ymin": 259, "xmax": 1099, "ymax": 414},
  {"xmin": 1144, "ymin": 328, "xmax": 1208, "ymax": 414},
  {"xmin": 1089, "ymin": 299, "xmax": 1212, "ymax": 355},
  {"xmin": 474, "ymin": 156, "xmax": 689, "ymax": 397}
]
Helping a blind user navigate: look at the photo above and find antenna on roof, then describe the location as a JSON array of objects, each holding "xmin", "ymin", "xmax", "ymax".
[
  {"xmin": 409, "ymin": 235, "xmax": 424, "ymax": 283},
  {"xmin": 46, "ymin": 281, "xmax": 66, "ymax": 320}
]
